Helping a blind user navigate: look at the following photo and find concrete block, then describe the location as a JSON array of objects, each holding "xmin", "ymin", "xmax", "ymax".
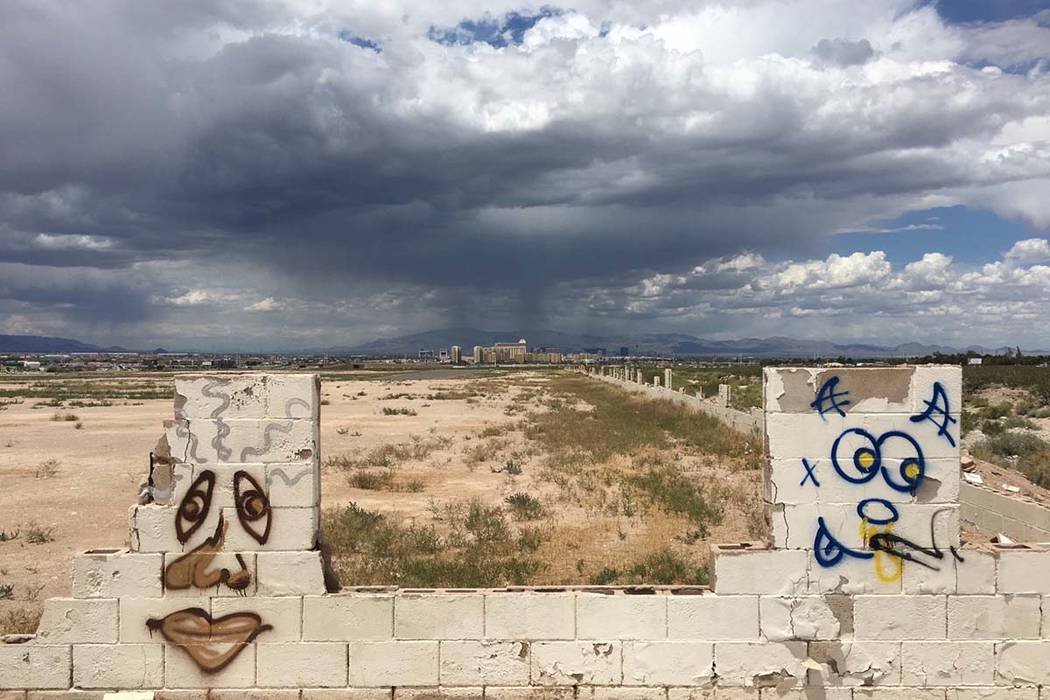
[
  {"xmin": 265, "ymin": 463, "xmax": 320, "ymax": 507},
  {"xmin": 162, "ymin": 551, "xmax": 256, "ymax": 597},
  {"xmin": 208, "ymin": 691, "xmax": 301, "ymax": 700},
  {"xmin": 530, "ymin": 642, "xmax": 621, "ymax": 686},
  {"xmin": 165, "ymin": 418, "xmax": 315, "ymax": 465},
  {"xmin": 947, "ymin": 595, "xmax": 1041, "ymax": 639},
  {"xmin": 910, "ymin": 365, "xmax": 962, "ymax": 417},
  {"xmin": 807, "ymin": 552, "xmax": 902, "ymax": 595},
  {"xmin": 667, "ymin": 594, "xmax": 759, "ymax": 640},
  {"xmin": 996, "ymin": 547, "xmax": 1050, "ymax": 594},
  {"xmin": 212, "ymin": 596, "xmax": 302, "ymax": 642},
  {"xmin": 153, "ymin": 690, "xmax": 210, "ymax": 700},
  {"xmin": 900, "ymin": 641, "xmax": 994, "ymax": 686},
  {"xmin": 852, "ymin": 691, "xmax": 947, "ymax": 700},
  {"xmin": 667, "ymin": 689, "xmax": 758, "ymax": 700},
  {"xmin": 348, "ymin": 641, "xmax": 439, "ymax": 687},
  {"xmin": 903, "ymin": 556, "xmax": 957, "ymax": 595},
  {"xmin": 72, "ymin": 644, "xmax": 163, "ymax": 689},
  {"xmin": 577, "ymin": 690, "xmax": 666, "ymax": 700},
  {"xmin": 301, "ymin": 691, "xmax": 392, "ymax": 700},
  {"xmin": 163, "ymin": 643, "xmax": 255, "ymax": 689},
  {"xmin": 265, "ymin": 374, "xmax": 320, "ymax": 420},
  {"xmin": 119, "ymin": 597, "xmax": 210, "ymax": 643},
  {"xmin": 712, "ymin": 548, "xmax": 807, "ymax": 595},
  {"xmin": 174, "ymin": 375, "xmax": 269, "ymax": 420},
  {"xmin": 484, "ymin": 593, "xmax": 575, "ymax": 639},
  {"xmin": 853, "ymin": 595, "xmax": 946, "ymax": 640},
  {"xmin": 439, "ymin": 640, "xmax": 530, "ymax": 686},
  {"xmin": 222, "ymin": 506, "xmax": 317, "ymax": 551},
  {"xmin": 257, "ymin": 642, "xmax": 348, "ymax": 687},
  {"xmin": 35, "ymin": 599, "xmax": 118, "ymax": 644},
  {"xmin": 256, "ymin": 551, "xmax": 326, "ymax": 596},
  {"xmin": 395, "ymin": 594, "xmax": 484, "ymax": 639},
  {"xmin": 949, "ymin": 689, "xmax": 1039, "ymax": 699},
  {"xmin": 759, "ymin": 596, "xmax": 840, "ymax": 641},
  {"xmin": 128, "ymin": 505, "xmax": 181, "ymax": 554},
  {"xmin": 807, "ymin": 641, "xmax": 901, "ymax": 686},
  {"xmin": 957, "ymin": 548, "xmax": 997, "ymax": 594},
  {"xmin": 622, "ymin": 641, "xmax": 713, "ymax": 685},
  {"xmin": 0, "ymin": 645, "xmax": 71, "ymax": 689},
  {"xmin": 394, "ymin": 690, "xmax": 483, "ymax": 700},
  {"xmin": 24, "ymin": 694, "xmax": 109, "ymax": 700},
  {"xmin": 303, "ymin": 594, "xmax": 393, "ymax": 640},
  {"xmin": 713, "ymin": 642, "xmax": 806, "ymax": 687},
  {"xmin": 576, "ymin": 594, "xmax": 666, "ymax": 640},
  {"xmin": 72, "ymin": 550, "xmax": 162, "ymax": 599},
  {"xmin": 484, "ymin": 690, "xmax": 574, "ymax": 700},
  {"xmin": 995, "ymin": 641, "xmax": 1050, "ymax": 685},
  {"xmin": 758, "ymin": 691, "xmax": 852, "ymax": 700}
]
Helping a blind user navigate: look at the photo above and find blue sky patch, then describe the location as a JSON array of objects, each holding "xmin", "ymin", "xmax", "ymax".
[
  {"xmin": 826, "ymin": 205, "xmax": 1040, "ymax": 264},
  {"xmin": 428, "ymin": 6, "xmax": 563, "ymax": 48},
  {"xmin": 338, "ymin": 30, "xmax": 381, "ymax": 52}
]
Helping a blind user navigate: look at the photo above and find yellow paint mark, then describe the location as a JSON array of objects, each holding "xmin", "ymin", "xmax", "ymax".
[
  {"xmin": 905, "ymin": 463, "xmax": 920, "ymax": 480},
  {"xmin": 857, "ymin": 449, "xmax": 876, "ymax": 471},
  {"xmin": 860, "ymin": 518, "xmax": 903, "ymax": 583}
]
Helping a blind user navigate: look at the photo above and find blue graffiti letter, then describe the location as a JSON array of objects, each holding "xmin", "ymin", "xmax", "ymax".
[
  {"xmin": 800, "ymin": 458, "xmax": 820, "ymax": 488},
  {"xmin": 811, "ymin": 376, "xmax": 850, "ymax": 418},
  {"xmin": 910, "ymin": 381, "xmax": 957, "ymax": 447}
]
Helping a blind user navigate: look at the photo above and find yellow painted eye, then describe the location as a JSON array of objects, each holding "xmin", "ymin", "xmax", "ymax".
[
  {"xmin": 857, "ymin": 449, "xmax": 876, "ymax": 471},
  {"xmin": 905, "ymin": 463, "xmax": 921, "ymax": 479}
]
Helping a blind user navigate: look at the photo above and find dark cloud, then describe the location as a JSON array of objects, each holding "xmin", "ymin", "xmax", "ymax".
[{"xmin": 1, "ymin": 0, "xmax": 1049, "ymax": 348}]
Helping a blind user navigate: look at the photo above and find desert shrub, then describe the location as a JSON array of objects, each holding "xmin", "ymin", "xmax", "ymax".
[
  {"xmin": 382, "ymin": 407, "xmax": 417, "ymax": 416},
  {"xmin": 504, "ymin": 492, "xmax": 544, "ymax": 520},
  {"xmin": 586, "ymin": 549, "xmax": 708, "ymax": 586},
  {"xmin": 23, "ymin": 522, "xmax": 54, "ymax": 544},
  {"xmin": 35, "ymin": 459, "xmax": 60, "ymax": 479},
  {"xmin": 502, "ymin": 458, "xmax": 523, "ymax": 475},
  {"xmin": 627, "ymin": 465, "xmax": 721, "ymax": 538},
  {"xmin": 0, "ymin": 583, "xmax": 13, "ymax": 600},
  {"xmin": 0, "ymin": 607, "xmax": 42, "ymax": 635}
]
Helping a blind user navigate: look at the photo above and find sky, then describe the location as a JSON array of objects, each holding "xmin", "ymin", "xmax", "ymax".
[{"xmin": 1, "ymin": 0, "xmax": 1049, "ymax": 351}]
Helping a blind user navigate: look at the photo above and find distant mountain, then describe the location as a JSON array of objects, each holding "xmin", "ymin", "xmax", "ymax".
[
  {"xmin": 334, "ymin": 327, "xmax": 1022, "ymax": 359},
  {"xmin": 0, "ymin": 335, "xmax": 129, "ymax": 353}
]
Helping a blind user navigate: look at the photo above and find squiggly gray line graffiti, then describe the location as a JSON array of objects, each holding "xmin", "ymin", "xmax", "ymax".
[
  {"xmin": 283, "ymin": 398, "xmax": 310, "ymax": 419},
  {"xmin": 239, "ymin": 421, "xmax": 294, "ymax": 462},
  {"xmin": 176, "ymin": 423, "xmax": 206, "ymax": 464},
  {"xmin": 266, "ymin": 466, "xmax": 311, "ymax": 489},
  {"xmin": 202, "ymin": 380, "xmax": 233, "ymax": 461}
]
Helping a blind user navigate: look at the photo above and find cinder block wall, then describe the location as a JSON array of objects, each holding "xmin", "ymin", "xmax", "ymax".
[{"xmin": 4, "ymin": 367, "xmax": 1050, "ymax": 699}]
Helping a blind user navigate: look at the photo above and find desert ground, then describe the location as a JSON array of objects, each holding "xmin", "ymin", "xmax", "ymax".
[{"xmin": 0, "ymin": 368, "xmax": 764, "ymax": 634}]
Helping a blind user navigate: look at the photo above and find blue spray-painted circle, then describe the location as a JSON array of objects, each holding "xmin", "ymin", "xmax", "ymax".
[
  {"xmin": 875, "ymin": 430, "xmax": 926, "ymax": 493},
  {"xmin": 831, "ymin": 428, "xmax": 881, "ymax": 484},
  {"xmin": 857, "ymin": 498, "xmax": 900, "ymax": 525}
]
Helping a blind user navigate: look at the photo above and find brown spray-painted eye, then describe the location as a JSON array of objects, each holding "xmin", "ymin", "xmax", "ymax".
[
  {"xmin": 176, "ymin": 471, "xmax": 215, "ymax": 544},
  {"xmin": 233, "ymin": 470, "xmax": 271, "ymax": 545}
]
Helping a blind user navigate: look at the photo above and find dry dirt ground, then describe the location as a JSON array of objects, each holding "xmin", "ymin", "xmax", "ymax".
[{"xmin": 0, "ymin": 370, "xmax": 763, "ymax": 633}]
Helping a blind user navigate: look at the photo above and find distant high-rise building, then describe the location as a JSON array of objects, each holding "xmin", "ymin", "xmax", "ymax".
[
  {"xmin": 473, "ymin": 345, "xmax": 483, "ymax": 364},
  {"xmin": 619, "ymin": 346, "xmax": 629, "ymax": 357},
  {"xmin": 451, "ymin": 345, "xmax": 462, "ymax": 364}
]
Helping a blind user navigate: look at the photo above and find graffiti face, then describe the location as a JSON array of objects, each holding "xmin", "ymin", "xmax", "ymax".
[
  {"xmin": 802, "ymin": 373, "xmax": 961, "ymax": 582},
  {"xmin": 150, "ymin": 467, "xmax": 275, "ymax": 672}
]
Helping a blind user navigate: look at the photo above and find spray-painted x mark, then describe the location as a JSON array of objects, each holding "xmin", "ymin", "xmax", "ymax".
[{"xmin": 800, "ymin": 457, "xmax": 820, "ymax": 488}]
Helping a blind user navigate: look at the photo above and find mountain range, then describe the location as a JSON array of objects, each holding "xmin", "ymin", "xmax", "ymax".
[
  {"xmin": 331, "ymin": 326, "xmax": 1019, "ymax": 359},
  {"xmin": 0, "ymin": 334, "xmax": 131, "ymax": 353}
]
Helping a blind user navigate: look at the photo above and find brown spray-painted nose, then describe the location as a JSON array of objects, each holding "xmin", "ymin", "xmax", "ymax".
[{"xmin": 163, "ymin": 514, "xmax": 251, "ymax": 591}]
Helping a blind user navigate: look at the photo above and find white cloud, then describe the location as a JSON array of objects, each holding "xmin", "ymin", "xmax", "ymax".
[
  {"xmin": 1005, "ymin": 238, "xmax": 1050, "ymax": 264},
  {"xmin": 33, "ymin": 233, "xmax": 114, "ymax": 250}
]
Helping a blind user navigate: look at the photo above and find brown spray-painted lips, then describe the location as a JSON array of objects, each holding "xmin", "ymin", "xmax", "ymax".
[{"xmin": 146, "ymin": 607, "xmax": 272, "ymax": 673}]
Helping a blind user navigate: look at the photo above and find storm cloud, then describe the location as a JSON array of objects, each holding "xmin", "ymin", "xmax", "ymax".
[{"xmin": 1, "ymin": 0, "xmax": 1049, "ymax": 349}]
